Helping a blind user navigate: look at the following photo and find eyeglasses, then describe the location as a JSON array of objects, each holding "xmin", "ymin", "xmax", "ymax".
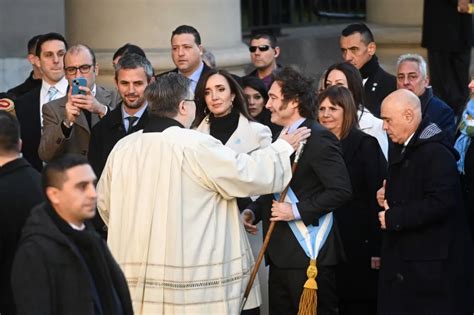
[
  {"xmin": 65, "ymin": 64, "xmax": 94, "ymax": 75},
  {"xmin": 183, "ymin": 99, "xmax": 195, "ymax": 103},
  {"xmin": 249, "ymin": 45, "xmax": 272, "ymax": 53}
]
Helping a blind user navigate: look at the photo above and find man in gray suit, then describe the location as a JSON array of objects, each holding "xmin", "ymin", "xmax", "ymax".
[{"xmin": 39, "ymin": 44, "xmax": 112, "ymax": 162}]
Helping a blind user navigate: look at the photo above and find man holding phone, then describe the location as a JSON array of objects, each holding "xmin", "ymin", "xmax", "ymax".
[{"xmin": 39, "ymin": 44, "xmax": 112, "ymax": 162}]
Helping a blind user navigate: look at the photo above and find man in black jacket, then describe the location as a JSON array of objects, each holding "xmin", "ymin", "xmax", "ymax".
[
  {"xmin": 157, "ymin": 25, "xmax": 211, "ymax": 93},
  {"xmin": 6, "ymin": 34, "xmax": 42, "ymax": 100},
  {"xmin": 88, "ymin": 53, "xmax": 152, "ymax": 239},
  {"xmin": 0, "ymin": 112, "xmax": 44, "ymax": 315},
  {"xmin": 11, "ymin": 154, "xmax": 133, "ymax": 315},
  {"xmin": 88, "ymin": 53, "xmax": 153, "ymax": 179},
  {"xmin": 340, "ymin": 23, "xmax": 396, "ymax": 118},
  {"xmin": 243, "ymin": 67, "xmax": 352, "ymax": 315},
  {"xmin": 377, "ymin": 89, "xmax": 474, "ymax": 314}
]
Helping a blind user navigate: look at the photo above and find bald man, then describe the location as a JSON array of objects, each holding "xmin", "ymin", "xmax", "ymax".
[{"xmin": 375, "ymin": 89, "xmax": 474, "ymax": 314}]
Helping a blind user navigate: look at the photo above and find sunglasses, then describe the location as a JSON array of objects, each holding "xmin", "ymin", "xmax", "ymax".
[{"xmin": 249, "ymin": 45, "xmax": 272, "ymax": 53}]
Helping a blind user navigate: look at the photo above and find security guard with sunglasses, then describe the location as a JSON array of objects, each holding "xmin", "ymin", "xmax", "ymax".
[{"xmin": 246, "ymin": 33, "xmax": 282, "ymax": 90}]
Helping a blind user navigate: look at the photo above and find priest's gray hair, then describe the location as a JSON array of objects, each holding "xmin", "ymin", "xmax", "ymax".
[{"xmin": 145, "ymin": 72, "xmax": 192, "ymax": 118}]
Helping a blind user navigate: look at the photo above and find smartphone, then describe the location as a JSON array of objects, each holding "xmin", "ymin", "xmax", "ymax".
[{"xmin": 71, "ymin": 77, "xmax": 87, "ymax": 95}]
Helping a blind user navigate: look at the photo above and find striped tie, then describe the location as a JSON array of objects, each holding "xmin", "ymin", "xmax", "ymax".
[
  {"xmin": 126, "ymin": 116, "xmax": 138, "ymax": 134},
  {"xmin": 47, "ymin": 86, "xmax": 59, "ymax": 102}
]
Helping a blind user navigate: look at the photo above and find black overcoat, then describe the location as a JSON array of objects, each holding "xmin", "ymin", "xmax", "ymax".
[{"xmin": 378, "ymin": 119, "xmax": 474, "ymax": 314}]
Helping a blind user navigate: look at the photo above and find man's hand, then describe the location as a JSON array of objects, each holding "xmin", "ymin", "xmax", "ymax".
[
  {"xmin": 270, "ymin": 200, "xmax": 295, "ymax": 222},
  {"xmin": 376, "ymin": 179, "xmax": 386, "ymax": 208},
  {"xmin": 378, "ymin": 199, "xmax": 389, "ymax": 230},
  {"xmin": 371, "ymin": 257, "xmax": 381, "ymax": 270},
  {"xmin": 241, "ymin": 209, "xmax": 258, "ymax": 235},
  {"xmin": 70, "ymin": 85, "xmax": 107, "ymax": 116},
  {"xmin": 279, "ymin": 127, "xmax": 311, "ymax": 151}
]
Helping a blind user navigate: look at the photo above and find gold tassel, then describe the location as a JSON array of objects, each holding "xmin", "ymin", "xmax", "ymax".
[{"xmin": 297, "ymin": 259, "xmax": 317, "ymax": 315}]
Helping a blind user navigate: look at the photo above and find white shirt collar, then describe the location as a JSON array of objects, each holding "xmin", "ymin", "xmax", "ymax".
[
  {"xmin": 68, "ymin": 222, "xmax": 86, "ymax": 231},
  {"xmin": 404, "ymin": 132, "xmax": 415, "ymax": 147},
  {"xmin": 122, "ymin": 102, "xmax": 148, "ymax": 119}
]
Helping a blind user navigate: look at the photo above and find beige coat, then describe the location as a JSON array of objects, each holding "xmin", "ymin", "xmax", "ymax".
[
  {"xmin": 97, "ymin": 127, "xmax": 293, "ymax": 314},
  {"xmin": 38, "ymin": 85, "xmax": 112, "ymax": 161}
]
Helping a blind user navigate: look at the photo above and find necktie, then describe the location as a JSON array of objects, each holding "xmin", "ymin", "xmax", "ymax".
[
  {"xmin": 47, "ymin": 86, "xmax": 59, "ymax": 102},
  {"xmin": 126, "ymin": 116, "xmax": 138, "ymax": 134}
]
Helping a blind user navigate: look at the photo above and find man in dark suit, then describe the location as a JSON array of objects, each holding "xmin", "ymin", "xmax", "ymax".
[
  {"xmin": 246, "ymin": 33, "xmax": 281, "ymax": 90},
  {"xmin": 157, "ymin": 25, "xmax": 211, "ymax": 92},
  {"xmin": 243, "ymin": 67, "xmax": 352, "ymax": 315},
  {"xmin": 340, "ymin": 23, "xmax": 396, "ymax": 117},
  {"xmin": 7, "ymin": 34, "xmax": 42, "ymax": 100},
  {"xmin": 156, "ymin": 25, "xmax": 211, "ymax": 122},
  {"xmin": 396, "ymin": 53, "xmax": 455, "ymax": 139},
  {"xmin": 377, "ymin": 89, "xmax": 474, "ymax": 314},
  {"xmin": 88, "ymin": 53, "xmax": 153, "ymax": 238},
  {"xmin": 39, "ymin": 44, "xmax": 111, "ymax": 162},
  {"xmin": 422, "ymin": 0, "xmax": 471, "ymax": 115},
  {"xmin": 15, "ymin": 32, "xmax": 69, "ymax": 171},
  {"xmin": 0, "ymin": 112, "xmax": 44, "ymax": 315}
]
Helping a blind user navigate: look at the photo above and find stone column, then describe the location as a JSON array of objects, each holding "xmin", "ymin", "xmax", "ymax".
[
  {"xmin": 366, "ymin": 0, "xmax": 423, "ymax": 26},
  {"xmin": 65, "ymin": 0, "xmax": 250, "ymax": 88}
]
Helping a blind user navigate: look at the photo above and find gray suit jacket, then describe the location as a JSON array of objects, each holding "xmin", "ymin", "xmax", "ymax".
[{"xmin": 38, "ymin": 85, "xmax": 112, "ymax": 162}]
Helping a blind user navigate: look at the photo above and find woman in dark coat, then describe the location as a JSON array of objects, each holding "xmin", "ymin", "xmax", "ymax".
[
  {"xmin": 241, "ymin": 76, "xmax": 282, "ymax": 138},
  {"xmin": 317, "ymin": 85, "xmax": 386, "ymax": 315}
]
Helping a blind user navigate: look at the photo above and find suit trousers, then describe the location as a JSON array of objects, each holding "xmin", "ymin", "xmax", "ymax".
[
  {"xmin": 268, "ymin": 264, "xmax": 338, "ymax": 315},
  {"xmin": 428, "ymin": 49, "xmax": 471, "ymax": 116}
]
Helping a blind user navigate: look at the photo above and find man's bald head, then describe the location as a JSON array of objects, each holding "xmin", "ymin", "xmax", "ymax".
[{"xmin": 380, "ymin": 89, "xmax": 422, "ymax": 144}]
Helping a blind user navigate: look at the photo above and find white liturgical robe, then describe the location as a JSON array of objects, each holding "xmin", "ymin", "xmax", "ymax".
[{"xmin": 97, "ymin": 125, "xmax": 293, "ymax": 314}]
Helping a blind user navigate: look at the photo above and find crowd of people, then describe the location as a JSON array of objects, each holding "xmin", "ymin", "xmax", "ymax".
[{"xmin": 0, "ymin": 10, "xmax": 474, "ymax": 315}]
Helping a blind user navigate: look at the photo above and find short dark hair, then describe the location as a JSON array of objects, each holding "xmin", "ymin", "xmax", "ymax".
[
  {"xmin": 35, "ymin": 32, "xmax": 68, "ymax": 57},
  {"xmin": 324, "ymin": 62, "xmax": 364, "ymax": 108},
  {"xmin": 272, "ymin": 66, "xmax": 316, "ymax": 119},
  {"xmin": 27, "ymin": 34, "xmax": 42, "ymax": 55},
  {"xmin": 250, "ymin": 33, "xmax": 278, "ymax": 48},
  {"xmin": 341, "ymin": 23, "xmax": 374, "ymax": 45},
  {"xmin": 241, "ymin": 76, "xmax": 269, "ymax": 104},
  {"xmin": 317, "ymin": 85, "xmax": 358, "ymax": 139},
  {"xmin": 171, "ymin": 25, "xmax": 201, "ymax": 45},
  {"xmin": 194, "ymin": 69, "xmax": 253, "ymax": 126},
  {"xmin": 114, "ymin": 53, "xmax": 154, "ymax": 81},
  {"xmin": 42, "ymin": 154, "xmax": 89, "ymax": 192},
  {"xmin": 66, "ymin": 44, "xmax": 97, "ymax": 66},
  {"xmin": 112, "ymin": 43, "xmax": 147, "ymax": 61},
  {"xmin": 145, "ymin": 73, "xmax": 192, "ymax": 119},
  {"xmin": 0, "ymin": 111, "xmax": 20, "ymax": 153}
]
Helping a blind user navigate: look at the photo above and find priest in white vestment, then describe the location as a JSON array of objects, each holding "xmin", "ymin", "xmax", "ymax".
[{"xmin": 97, "ymin": 73, "xmax": 310, "ymax": 314}]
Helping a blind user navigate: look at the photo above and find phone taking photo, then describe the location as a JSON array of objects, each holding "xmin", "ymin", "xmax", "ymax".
[{"xmin": 71, "ymin": 77, "xmax": 87, "ymax": 95}]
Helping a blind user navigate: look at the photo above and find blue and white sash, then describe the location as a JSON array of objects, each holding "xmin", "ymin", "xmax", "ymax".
[{"xmin": 275, "ymin": 188, "xmax": 333, "ymax": 260}]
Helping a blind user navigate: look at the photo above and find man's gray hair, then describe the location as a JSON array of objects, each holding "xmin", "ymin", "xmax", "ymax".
[
  {"xmin": 145, "ymin": 73, "xmax": 192, "ymax": 118},
  {"xmin": 114, "ymin": 53, "xmax": 154, "ymax": 81},
  {"xmin": 397, "ymin": 53, "xmax": 428, "ymax": 79}
]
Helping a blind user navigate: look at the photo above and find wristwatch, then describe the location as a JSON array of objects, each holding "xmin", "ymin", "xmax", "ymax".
[{"xmin": 63, "ymin": 119, "xmax": 74, "ymax": 128}]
